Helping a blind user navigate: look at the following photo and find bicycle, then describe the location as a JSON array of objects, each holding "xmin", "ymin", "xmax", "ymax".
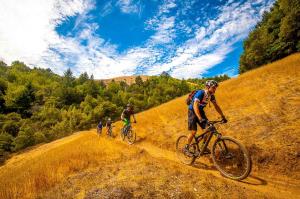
[
  {"xmin": 97, "ymin": 127, "xmax": 102, "ymax": 136},
  {"xmin": 176, "ymin": 120, "xmax": 252, "ymax": 180},
  {"xmin": 121, "ymin": 122, "xmax": 136, "ymax": 144},
  {"xmin": 106, "ymin": 125, "xmax": 114, "ymax": 137}
]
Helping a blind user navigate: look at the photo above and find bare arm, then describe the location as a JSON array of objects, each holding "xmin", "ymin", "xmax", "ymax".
[
  {"xmin": 132, "ymin": 114, "xmax": 136, "ymax": 122},
  {"xmin": 193, "ymin": 100, "xmax": 203, "ymax": 120}
]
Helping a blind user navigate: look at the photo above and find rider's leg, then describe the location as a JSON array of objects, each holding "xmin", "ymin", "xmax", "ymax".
[
  {"xmin": 198, "ymin": 110, "xmax": 211, "ymax": 154},
  {"xmin": 187, "ymin": 130, "xmax": 196, "ymax": 145},
  {"xmin": 123, "ymin": 119, "xmax": 130, "ymax": 133},
  {"xmin": 186, "ymin": 109, "xmax": 199, "ymax": 148},
  {"xmin": 98, "ymin": 127, "xmax": 102, "ymax": 135}
]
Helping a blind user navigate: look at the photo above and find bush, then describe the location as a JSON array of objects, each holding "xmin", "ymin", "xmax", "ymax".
[
  {"xmin": 13, "ymin": 131, "xmax": 34, "ymax": 151},
  {"xmin": 33, "ymin": 132, "xmax": 47, "ymax": 144},
  {"xmin": 0, "ymin": 133, "xmax": 14, "ymax": 151},
  {"xmin": 2, "ymin": 120, "xmax": 20, "ymax": 137}
]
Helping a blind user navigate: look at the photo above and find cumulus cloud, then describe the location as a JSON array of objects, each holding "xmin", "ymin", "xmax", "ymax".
[
  {"xmin": 0, "ymin": 0, "xmax": 93, "ymax": 71},
  {"xmin": 141, "ymin": 0, "xmax": 275, "ymax": 78},
  {"xmin": 0, "ymin": 0, "xmax": 275, "ymax": 79}
]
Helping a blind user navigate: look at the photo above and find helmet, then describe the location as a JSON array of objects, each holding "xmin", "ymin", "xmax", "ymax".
[
  {"xmin": 126, "ymin": 103, "xmax": 132, "ymax": 108},
  {"xmin": 205, "ymin": 80, "xmax": 218, "ymax": 88},
  {"xmin": 108, "ymin": 118, "xmax": 111, "ymax": 121}
]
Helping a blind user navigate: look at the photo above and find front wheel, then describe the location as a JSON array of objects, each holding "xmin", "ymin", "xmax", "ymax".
[
  {"xmin": 127, "ymin": 129, "xmax": 136, "ymax": 145},
  {"xmin": 107, "ymin": 128, "xmax": 113, "ymax": 137},
  {"xmin": 176, "ymin": 135, "xmax": 196, "ymax": 165},
  {"xmin": 120, "ymin": 128, "xmax": 126, "ymax": 140},
  {"xmin": 212, "ymin": 136, "xmax": 252, "ymax": 180}
]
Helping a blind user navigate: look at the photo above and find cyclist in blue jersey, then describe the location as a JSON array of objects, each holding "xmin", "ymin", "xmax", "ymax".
[
  {"xmin": 186, "ymin": 80, "xmax": 227, "ymax": 153},
  {"xmin": 97, "ymin": 120, "xmax": 103, "ymax": 135}
]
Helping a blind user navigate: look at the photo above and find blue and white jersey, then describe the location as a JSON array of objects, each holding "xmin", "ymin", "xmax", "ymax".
[{"xmin": 188, "ymin": 90, "xmax": 216, "ymax": 111}]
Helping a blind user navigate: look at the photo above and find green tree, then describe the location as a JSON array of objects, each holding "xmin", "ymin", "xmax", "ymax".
[
  {"xmin": 239, "ymin": 0, "xmax": 300, "ymax": 73},
  {"xmin": 78, "ymin": 72, "xmax": 89, "ymax": 84},
  {"xmin": 0, "ymin": 133, "xmax": 14, "ymax": 151},
  {"xmin": 63, "ymin": 68, "xmax": 75, "ymax": 87},
  {"xmin": 135, "ymin": 76, "xmax": 143, "ymax": 86}
]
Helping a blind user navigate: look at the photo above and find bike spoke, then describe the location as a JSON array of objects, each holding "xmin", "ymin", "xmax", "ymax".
[
  {"xmin": 176, "ymin": 136, "xmax": 196, "ymax": 165},
  {"xmin": 213, "ymin": 138, "xmax": 250, "ymax": 179}
]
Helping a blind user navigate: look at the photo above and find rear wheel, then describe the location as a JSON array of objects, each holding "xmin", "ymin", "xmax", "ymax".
[
  {"xmin": 97, "ymin": 128, "xmax": 101, "ymax": 136},
  {"xmin": 176, "ymin": 135, "xmax": 196, "ymax": 165},
  {"xmin": 212, "ymin": 136, "xmax": 251, "ymax": 180}
]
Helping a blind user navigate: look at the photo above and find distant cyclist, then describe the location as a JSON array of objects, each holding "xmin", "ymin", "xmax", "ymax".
[
  {"xmin": 97, "ymin": 120, "xmax": 103, "ymax": 135},
  {"xmin": 106, "ymin": 117, "xmax": 112, "ymax": 135},
  {"xmin": 121, "ymin": 103, "xmax": 136, "ymax": 133},
  {"xmin": 186, "ymin": 80, "xmax": 227, "ymax": 153}
]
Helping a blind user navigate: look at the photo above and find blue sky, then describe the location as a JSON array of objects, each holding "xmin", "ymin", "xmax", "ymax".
[{"xmin": 0, "ymin": 0, "xmax": 274, "ymax": 79}]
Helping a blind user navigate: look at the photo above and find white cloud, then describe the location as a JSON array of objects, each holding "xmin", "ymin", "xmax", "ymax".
[
  {"xmin": 0, "ymin": 0, "xmax": 93, "ymax": 69},
  {"xmin": 101, "ymin": 0, "xmax": 114, "ymax": 17},
  {"xmin": 0, "ymin": 0, "xmax": 275, "ymax": 80},
  {"xmin": 140, "ymin": 0, "xmax": 275, "ymax": 78},
  {"xmin": 157, "ymin": 0, "xmax": 177, "ymax": 15},
  {"xmin": 116, "ymin": 0, "xmax": 142, "ymax": 15},
  {"xmin": 149, "ymin": 16, "xmax": 176, "ymax": 44}
]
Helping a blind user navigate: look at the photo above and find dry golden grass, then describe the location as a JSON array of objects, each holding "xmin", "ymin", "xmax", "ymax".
[
  {"xmin": 0, "ymin": 132, "xmax": 134, "ymax": 199},
  {"xmin": 131, "ymin": 53, "xmax": 300, "ymax": 178},
  {"xmin": 0, "ymin": 53, "xmax": 300, "ymax": 198}
]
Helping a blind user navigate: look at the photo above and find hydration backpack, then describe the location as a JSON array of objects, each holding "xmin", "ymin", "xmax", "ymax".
[{"xmin": 186, "ymin": 90, "xmax": 198, "ymax": 105}]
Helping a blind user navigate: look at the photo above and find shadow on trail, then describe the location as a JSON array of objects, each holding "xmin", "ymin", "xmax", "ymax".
[
  {"xmin": 192, "ymin": 161, "xmax": 216, "ymax": 171},
  {"xmin": 239, "ymin": 175, "xmax": 268, "ymax": 186},
  {"xmin": 134, "ymin": 136, "xmax": 147, "ymax": 144},
  {"xmin": 192, "ymin": 160, "xmax": 267, "ymax": 186}
]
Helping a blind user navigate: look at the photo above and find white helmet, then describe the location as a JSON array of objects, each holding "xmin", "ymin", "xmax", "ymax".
[{"xmin": 205, "ymin": 80, "xmax": 218, "ymax": 88}]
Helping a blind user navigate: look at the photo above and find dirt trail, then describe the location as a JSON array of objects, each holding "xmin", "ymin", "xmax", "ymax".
[{"xmin": 130, "ymin": 139, "xmax": 300, "ymax": 198}]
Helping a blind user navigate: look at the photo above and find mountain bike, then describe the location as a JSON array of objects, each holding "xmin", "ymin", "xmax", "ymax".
[
  {"xmin": 176, "ymin": 120, "xmax": 252, "ymax": 180},
  {"xmin": 97, "ymin": 127, "xmax": 102, "ymax": 136},
  {"xmin": 121, "ymin": 122, "xmax": 136, "ymax": 144},
  {"xmin": 106, "ymin": 125, "xmax": 114, "ymax": 137}
]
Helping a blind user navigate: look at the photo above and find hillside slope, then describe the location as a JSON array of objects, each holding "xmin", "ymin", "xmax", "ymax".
[
  {"xmin": 0, "ymin": 53, "xmax": 299, "ymax": 199},
  {"xmin": 131, "ymin": 53, "xmax": 300, "ymax": 179}
]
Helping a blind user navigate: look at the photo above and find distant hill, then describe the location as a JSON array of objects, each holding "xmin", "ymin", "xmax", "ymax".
[{"xmin": 100, "ymin": 75, "xmax": 150, "ymax": 85}]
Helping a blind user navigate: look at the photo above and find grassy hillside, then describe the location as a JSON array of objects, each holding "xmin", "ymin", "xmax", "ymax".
[
  {"xmin": 0, "ymin": 53, "xmax": 299, "ymax": 198},
  {"xmin": 133, "ymin": 53, "xmax": 300, "ymax": 179}
]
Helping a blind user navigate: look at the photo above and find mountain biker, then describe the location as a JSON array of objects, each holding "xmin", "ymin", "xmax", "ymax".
[
  {"xmin": 121, "ymin": 103, "xmax": 136, "ymax": 133},
  {"xmin": 97, "ymin": 120, "xmax": 103, "ymax": 135},
  {"xmin": 185, "ymin": 80, "xmax": 227, "ymax": 153},
  {"xmin": 106, "ymin": 117, "xmax": 112, "ymax": 135}
]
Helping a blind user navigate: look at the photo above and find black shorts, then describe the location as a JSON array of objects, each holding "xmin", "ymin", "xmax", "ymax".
[{"xmin": 188, "ymin": 109, "xmax": 207, "ymax": 131}]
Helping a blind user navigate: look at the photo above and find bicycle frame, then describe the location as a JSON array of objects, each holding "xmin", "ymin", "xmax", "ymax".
[{"xmin": 193, "ymin": 122, "xmax": 223, "ymax": 157}]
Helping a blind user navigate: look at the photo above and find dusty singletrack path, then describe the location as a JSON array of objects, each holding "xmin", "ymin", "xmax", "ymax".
[{"xmin": 124, "ymin": 137, "xmax": 300, "ymax": 199}]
